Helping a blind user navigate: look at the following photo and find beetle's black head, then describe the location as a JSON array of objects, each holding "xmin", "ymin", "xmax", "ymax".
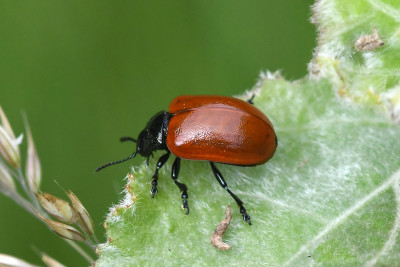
[
  {"xmin": 95, "ymin": 111, "xmax": 171, "ymax": 172},
  {"xmin": 136, "ymin": 111, "xmax": 169, "ymax": 157}
]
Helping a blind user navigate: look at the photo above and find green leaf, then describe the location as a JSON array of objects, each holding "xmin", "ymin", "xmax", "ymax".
[
  {"xmin": 96, "ymin": 0, "xmax": 400, "ymax": 265},
  {"xmin": 310, "ymin": 0, "xmax": 400, "ymax": 113}
]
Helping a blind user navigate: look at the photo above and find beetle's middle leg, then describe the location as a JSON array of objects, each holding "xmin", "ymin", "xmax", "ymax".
[
  {"xmin": 209, "ymin": 162, "xmax": 251, "ymax": 225},
  {"xmin": 171, "ymin": 157, "xmax": 189, "ymax": 214},
  {"xmin": 151, "ymin": 152, "xmax": 170, "ymax": 197}
]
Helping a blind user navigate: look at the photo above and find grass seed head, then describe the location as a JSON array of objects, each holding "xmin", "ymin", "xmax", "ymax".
[
  {"xmin": 25, "ymin": 124, "xmax": 41, "ymax": 193},
  {"xmin": 0, "ymin": 106, "xmax": 22, "ymax": 168},
  {"xmin": 67, "ymin": 190, "xmax": 94, "ymax": 236},
  {"xmin": 36, "ymin": 192, "xmax": 78, "ymax": 224},
  {"xmin": 35, "ymin": 211, "xmax": 86, "ymax": 242},
  {"xmin": 0, "ymin": 162, "xmax": 15, "ymax": 192},
  {"xmin": 41, "ymin": 253, "xmax": 66, "ymax": 267},
  {"xmin": 0, "ymin": 253, "xmax": 39, "ymax": 267}
]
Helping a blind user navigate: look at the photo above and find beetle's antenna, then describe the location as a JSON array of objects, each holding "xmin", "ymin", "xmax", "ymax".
[
  {"xmin": 95, "ymin": 152, "xmax": 137, "ymax": 172},
  {"xmin": 120, "ymin": 136, "xmax": 137, "ymax": 143}
]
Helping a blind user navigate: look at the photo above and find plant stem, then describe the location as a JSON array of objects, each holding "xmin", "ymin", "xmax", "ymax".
[
  {"xmin": 15, "ymin": 168, "xmax": 42, "ymax": 212},
  {"xmin": 0, "ymin": 188, "xmax": 37, "ymax": 217},
  {"xmin": 66, "ymin": 240, "xmax": 94, "ymax": 263}
]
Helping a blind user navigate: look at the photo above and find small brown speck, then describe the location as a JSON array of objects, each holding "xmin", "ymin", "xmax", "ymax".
[
  {"xmin": 354, "ymin": 28, "xmax": 384, "ymax": 51},
  {"xmin": 115, "ymin": 207, "xmax": 125, "ymax": 215},
  {"xmin": 210, "ymin": 204, "xmax": 232, "ymax": 250}
]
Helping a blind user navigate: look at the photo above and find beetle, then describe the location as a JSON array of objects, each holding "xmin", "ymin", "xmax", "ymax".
[{"xmin": 96, "ymin": 95, "xmax": 277, "ymax": 225}]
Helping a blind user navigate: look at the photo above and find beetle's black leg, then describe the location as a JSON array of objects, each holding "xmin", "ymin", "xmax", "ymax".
[
  {"xmin": 151, "ymin": 152, "xmax": 170, "ymax": 198},
  {"xmin": 209, "ymin": 162, "xmax": 251, "ymax": 225},
  {"xmin": 171, "ymin": 157, "xmax": 189, "ymax": 214},
  {"xmin": 247, "ymin": 94, "xmax": 255, "ymax": 105}
]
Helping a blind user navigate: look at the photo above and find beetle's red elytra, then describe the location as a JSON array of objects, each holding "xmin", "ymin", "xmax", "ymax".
[
  {"xmin": 167, "ymin": 95, "xmax": 276, "ymax": 165},
  {"xmin": 96, "ymin": 95, "xmax": 277, "ymax": 225}
]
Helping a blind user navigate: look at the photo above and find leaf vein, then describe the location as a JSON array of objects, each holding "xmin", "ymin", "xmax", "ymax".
[
  {"xmin": 363, "ymin": 181, "xmax": 400, "ymax": 266},
  {"xmin": 241, "ymin": 192, "xmax": 329, "ymax": 224},
  {"xmin": 283, "ymin": 168, "xmax": 400, "ymax": 266},
  {"xmin": 366, "ymin": 0, "xmax": 400, "ymax": 22}
]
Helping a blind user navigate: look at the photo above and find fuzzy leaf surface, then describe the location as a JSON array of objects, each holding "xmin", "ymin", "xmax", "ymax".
[{"xmin": 96, "ymin": 0, "xmax": 400, "ymax": 265}]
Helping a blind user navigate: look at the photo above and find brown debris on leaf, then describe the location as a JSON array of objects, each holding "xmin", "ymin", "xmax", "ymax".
[
  {"xmin": 210, "ymin": 204, "xmax": 233, "ymax": 250},
  {"xmin": 354, "ymin": 28, "xmax": 384, "ymax": 51}
]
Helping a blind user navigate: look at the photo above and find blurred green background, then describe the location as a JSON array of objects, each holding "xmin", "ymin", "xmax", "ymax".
[{"xmin": 0, "ymin": 1, "xmax": 315, "ymax": 265}]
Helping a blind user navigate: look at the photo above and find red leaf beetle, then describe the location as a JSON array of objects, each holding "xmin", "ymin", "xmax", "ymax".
[{"xmin": 96, "ymin": 95, "xmax": 277, "ymax": 224}]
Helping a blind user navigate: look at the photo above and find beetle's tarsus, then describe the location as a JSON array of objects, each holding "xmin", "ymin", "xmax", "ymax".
[
  {"xmin": 240, "ymin": 207, "xmax": 252, "ymax": 225},
  {"xmin": 151, "ymin": 170, "xmax": 159, "ymax": 197},
  {"xmin": 150, "ymin": 179, "xmax": 158, "ymax": 198},
  {"xmin": 181, "ymin": 191, "xmax": 189, "ymax": 214},
  {"xmin": 171, "ymin": 157, "xmax": 190, "ymax": 215},
  {"xmin": 174, "ymin": 179, "xmax": 189, "ymax": 214}
]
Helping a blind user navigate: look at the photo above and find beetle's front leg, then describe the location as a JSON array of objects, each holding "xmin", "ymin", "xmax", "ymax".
[
  {"xmin": 151, "ymin": 152, "xmax": 170, "ymax": 198},
  {"xmin": 171, "ymin": 157, "xmax": 189, "ymax": 214}
]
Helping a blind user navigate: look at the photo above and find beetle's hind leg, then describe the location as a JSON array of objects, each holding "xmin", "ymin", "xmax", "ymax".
[
  {"xmin": 246, "ymin": 94, "xmax": 255, "ymax": 105},
  {"xmin": 151, "ymin": 152, "xmax": 170, "ymax": 197},
  {"xmin": 171, "ymin": 157, "xmax": 189, "ymax": 214},
  {"xmin": 209, "ymin": 162, "xmax": 251, "ymax": 225}
]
